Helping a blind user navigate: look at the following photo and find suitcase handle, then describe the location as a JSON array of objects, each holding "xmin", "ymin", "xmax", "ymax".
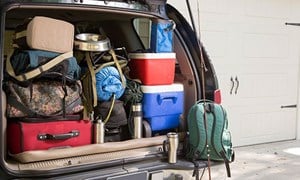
[{"xmin": 37, "ymin": 130, "xmax": 80, "ymax": 140}]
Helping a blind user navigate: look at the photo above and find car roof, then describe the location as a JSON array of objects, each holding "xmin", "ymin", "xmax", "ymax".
[{"xmin": 1, "ymin": 0, "xmax": 168, "ymax": 16}]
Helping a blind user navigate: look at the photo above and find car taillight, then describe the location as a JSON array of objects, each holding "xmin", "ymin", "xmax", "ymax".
[{"xmin": 214, "ymin": 89, "xmax": 221, "ymax": 104}]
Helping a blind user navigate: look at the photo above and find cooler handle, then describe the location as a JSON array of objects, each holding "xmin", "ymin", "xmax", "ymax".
[
  {"xmin": 37, "ymin": 130, "xmax": 80, "ymax": 140},
  {"xmin": 157, "ymin": 93, "xmax": 178, "ymax": 105}
]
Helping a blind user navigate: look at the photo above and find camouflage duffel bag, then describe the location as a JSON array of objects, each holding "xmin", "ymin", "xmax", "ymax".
[{"xmin": 5, "ymin": 80, "xmax": 84, "ymax": 118}]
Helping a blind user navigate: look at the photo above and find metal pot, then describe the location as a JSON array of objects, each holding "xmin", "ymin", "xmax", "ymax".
[{"xmin": 74, "ymin": 33, "xmax": 111, "ymax": 52}]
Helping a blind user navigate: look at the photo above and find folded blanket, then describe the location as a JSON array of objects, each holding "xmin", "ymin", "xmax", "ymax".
[{"xmin": 96, "ymin": 66, "xmax": 125, "ymax": 101}]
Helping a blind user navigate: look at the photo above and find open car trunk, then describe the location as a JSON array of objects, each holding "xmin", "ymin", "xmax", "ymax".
[{"xmin": 0, "ymin": 1, "xmax": 218, "ymax": 179}]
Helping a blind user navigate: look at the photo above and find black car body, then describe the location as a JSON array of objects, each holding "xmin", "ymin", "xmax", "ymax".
[{"xmin": 0, "ymin": 0, "xmax": 219, "ymax": 179}]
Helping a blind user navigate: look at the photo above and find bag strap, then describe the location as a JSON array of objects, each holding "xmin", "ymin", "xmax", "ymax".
[
  {"xmin": 85, "ymin": 52, "xmax": 98, "ymax": 108},
  {"xmin": 103, "ymin": 94, "xmax": 116, "ymax": 124},
  {"xmin": 109, "ymin": 49, "xmax": 126, "ymax": 88},
  {"xmin": 94, "ymin": 60, "xmax": 127, "ymax": 74},
  {"xmin": 15, "ymin": 30, "xmax": 27, "ymax": 39},
  {"xmin": 208, "ymin": 104, "xmax": 232, "ymax": 177},
  {"xmin": 6, "ymin": 51, "xmax": 73, "ymax": 82}
]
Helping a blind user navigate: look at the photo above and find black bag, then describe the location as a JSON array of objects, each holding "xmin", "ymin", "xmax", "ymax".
[{"xmin": 94, "ymin": 96, "xmax": 127, "ymax": 129}]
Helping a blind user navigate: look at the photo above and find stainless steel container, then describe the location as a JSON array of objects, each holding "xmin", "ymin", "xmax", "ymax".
[
  {"xmin": 93, "ymin": 120, "xmax": 104, "ymax": 144},
  {"xmin": 132, "ymin": 103, "xmax": 142, "ymax": 139},
  {"xmin": 74, "ymin": 33, "xmax": 111, "ymax": 52},
  {"xmin": 164, "ymin": 132, "xmax": 179, "ymax": 164}
]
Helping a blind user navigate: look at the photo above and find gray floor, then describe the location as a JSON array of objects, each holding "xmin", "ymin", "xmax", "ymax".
[
  {"xmin": 209, "ymin": 140, "xmax": 300, "ymax": 180},
  {"xmin": 164, "ymin": 140, "xmax": 300, "ymax": 179}
]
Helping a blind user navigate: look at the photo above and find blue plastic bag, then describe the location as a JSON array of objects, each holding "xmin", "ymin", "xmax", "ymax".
[{"xmin": 150, "ymin": 20, "xmax": 175, "ymax": 53}]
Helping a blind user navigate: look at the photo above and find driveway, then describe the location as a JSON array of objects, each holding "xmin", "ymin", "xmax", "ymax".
[{"xmin": 208, "ymin": 140, "xmax": 300, "ymax": 180}]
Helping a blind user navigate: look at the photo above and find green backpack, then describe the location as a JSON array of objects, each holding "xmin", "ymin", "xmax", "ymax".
[{"xmin": 186, "ymin": 101, "xmax": 234, "ymax": 177}]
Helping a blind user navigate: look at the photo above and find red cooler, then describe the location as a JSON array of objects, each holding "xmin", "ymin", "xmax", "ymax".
[{"xmin": 128, "ymin": 53, "xmax": 176, "ymax": 85}]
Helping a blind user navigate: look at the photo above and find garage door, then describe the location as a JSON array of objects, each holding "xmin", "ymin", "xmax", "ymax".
[{"xmin": 170, "ymin": 0, "xmax": 300, "ymax": 146}]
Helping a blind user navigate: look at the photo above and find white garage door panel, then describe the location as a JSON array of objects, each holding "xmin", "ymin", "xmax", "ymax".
[
  {"xmin": 198, "ymin": 0, "xmax": 298, "ymax": 146},
  {"xmin": 245, "ymin": 0, "xmax": 289, "ymax": 18},
  {"xmin": 243, "ymin": 34, "xmax": 288, "ymax": 58},
  {"xmin": 234, "ymin": 109, "xmax": 296, "ymax": 146},
  {"xmin": 201, "ymin": 31, "xmax": 227, "ymax": 58},
  {"xmin": 199, "ymin": 0, "xmax": 228, "ymax": 13},
  {"xmin": 239, "ymin": 74, "xmax": 287, "ymax": 98}
]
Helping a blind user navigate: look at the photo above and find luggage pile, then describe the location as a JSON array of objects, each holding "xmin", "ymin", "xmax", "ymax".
[
  {"xmin": 128, "ymin": 19, "xmax": 184, "ymax": 137},
  {"xmin": 4, "ymin": 16, "xmax": 91, "ymax": 154},
  {"xmin": 4, "ymin": 15, "xmax": 182, "ymax": 159}
]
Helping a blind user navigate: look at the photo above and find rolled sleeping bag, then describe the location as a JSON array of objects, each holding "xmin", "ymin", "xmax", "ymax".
[{"xmin": 96, "ymin": 66, "xmax": 126, "ymax": 101}]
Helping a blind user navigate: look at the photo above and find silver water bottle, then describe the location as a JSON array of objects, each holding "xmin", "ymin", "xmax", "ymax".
[
  {"xmin": 93, "ymin": 119, "xmax": 104, "ymax": 144},
  {"xmin": 132, "ymin": 103, "xmax": 142, "ymax": 139},
  {"xmin": 163, "ymin": 132, "xmax": 179, "ymax": 164}
]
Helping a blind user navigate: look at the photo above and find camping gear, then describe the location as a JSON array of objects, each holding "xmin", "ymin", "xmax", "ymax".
[
  {"xmin": 141, "ymin": 83, "xmax": 183, "ymax": 133},
  {"xmin": 120, "ymin": 78, "xmax": 143, "ymax": 138},
  {"xmin": 186, "ymin": 101, "xmax": 234, "ymax": 177},
  {"xmin": 6, "ymin": 49, "xmax": 80, "ymax": 83},
  {"xmin": 13, "ymin": 16, "xmax": 74, "ymax": 53},
  {"xmin": 5, "ymin": 80, "xmax": 83, "ymax": 118},
  {"xmin": 74, "ymin": 33, "xmax": 111, "ymax": 52},
  {"xmin": 81, "ymin": 49, "xmax": 127, "ymax": 116},
  {"xmin": 150, "ymin": 19, "xmax": 175, "ymax": 53},
  {"xmin": 132, "ymin": 103, "xmax": 143, "ymax": 139},
  {"xmin": 128, "ymin": 53, "xmax": 176, "ymax": 85},
  {"xmin": 93, "ymin": 119, "xmax": 105, "ymax": 144},
  {"xmin": 95, "ymin": 66, "xmax": 126, "ymax": 101},
  {"xmin": 7, "ymin": 118, "xmax": 92, "ymax": 154},
  {"xmin": 94, "ymin": 98, "xmax": 127, "ymax": 129},
  {"xmin": 163, "ymin": 132, "xmax": 178, "ymax": 164}
]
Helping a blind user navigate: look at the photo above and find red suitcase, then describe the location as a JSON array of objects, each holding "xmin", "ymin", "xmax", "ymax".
[{"xmin": 7, "ymin": 119, "xmax": 92, "ymax": 154}]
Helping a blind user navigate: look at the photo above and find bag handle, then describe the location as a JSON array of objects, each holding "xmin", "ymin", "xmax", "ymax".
[
  {"xmin": 37, "ymin": 130, "xmax": 80, "ymax": 141},
  {"xmin": 6, "ymin": 51, "xmax": 73, "ymax": 82}
]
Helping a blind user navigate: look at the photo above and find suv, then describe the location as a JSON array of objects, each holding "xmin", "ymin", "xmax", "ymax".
[{"xmin": 0, "ymin": 0, "xmax": 220, "ymax": 179}]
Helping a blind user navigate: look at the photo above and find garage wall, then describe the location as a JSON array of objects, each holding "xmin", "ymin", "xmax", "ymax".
[{"xmin": 168, "ymin": 0, "xmax": 300, "ymax": 146}]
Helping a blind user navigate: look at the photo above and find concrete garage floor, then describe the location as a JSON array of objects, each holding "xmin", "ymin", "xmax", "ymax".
[
  {"xmin": 164, "ymin": 140, "xmax": 300, "ymax": 180},
  {"xmin": 207, "ymin": 140, "xmax": 300, "ymax": 180}
]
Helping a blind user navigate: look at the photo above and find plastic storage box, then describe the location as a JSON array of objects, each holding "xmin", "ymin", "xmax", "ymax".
[
  {"xmin": 141, "ymin": 83, "xmax": 184, "ymax": 132},
  {"xmin": 128, "ymin": 53, "xmax": 176, "ymax": 85}
]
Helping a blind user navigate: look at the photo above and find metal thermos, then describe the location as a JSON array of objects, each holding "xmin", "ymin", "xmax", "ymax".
[
  {"xmin": 93, "ymin": 119, "xmax": 104, "ymax": 144},
  {"xmin": 165, "ymin": 132, "xmax": 179, "ymax": 164},
  {"xmin": 132, "ymin": 103, "xmax": 142, "ymax": 139}
]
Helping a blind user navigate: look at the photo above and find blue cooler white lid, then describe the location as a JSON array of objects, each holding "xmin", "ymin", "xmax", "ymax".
[
  {"xmin": 128, "ymin": 53, "xmax": 176, "ymax": 59},
  {"xmin": 141, "ymin": 83, "xmax": 183, "ymax": 93}
]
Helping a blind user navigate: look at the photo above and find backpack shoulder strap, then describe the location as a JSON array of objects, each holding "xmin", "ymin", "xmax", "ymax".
[
  {"xmin": 210, "ymin": 104, "xmax": 232, "ymax": 178},
  {"xmin": 6, "ymin": 51, "xmax": 73, "ymax": 82}
]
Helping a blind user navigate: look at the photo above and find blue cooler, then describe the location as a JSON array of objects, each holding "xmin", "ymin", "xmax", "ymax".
[{"xmin": 141, "ymin": 83, "xmax": 184, "ymax": 132}]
